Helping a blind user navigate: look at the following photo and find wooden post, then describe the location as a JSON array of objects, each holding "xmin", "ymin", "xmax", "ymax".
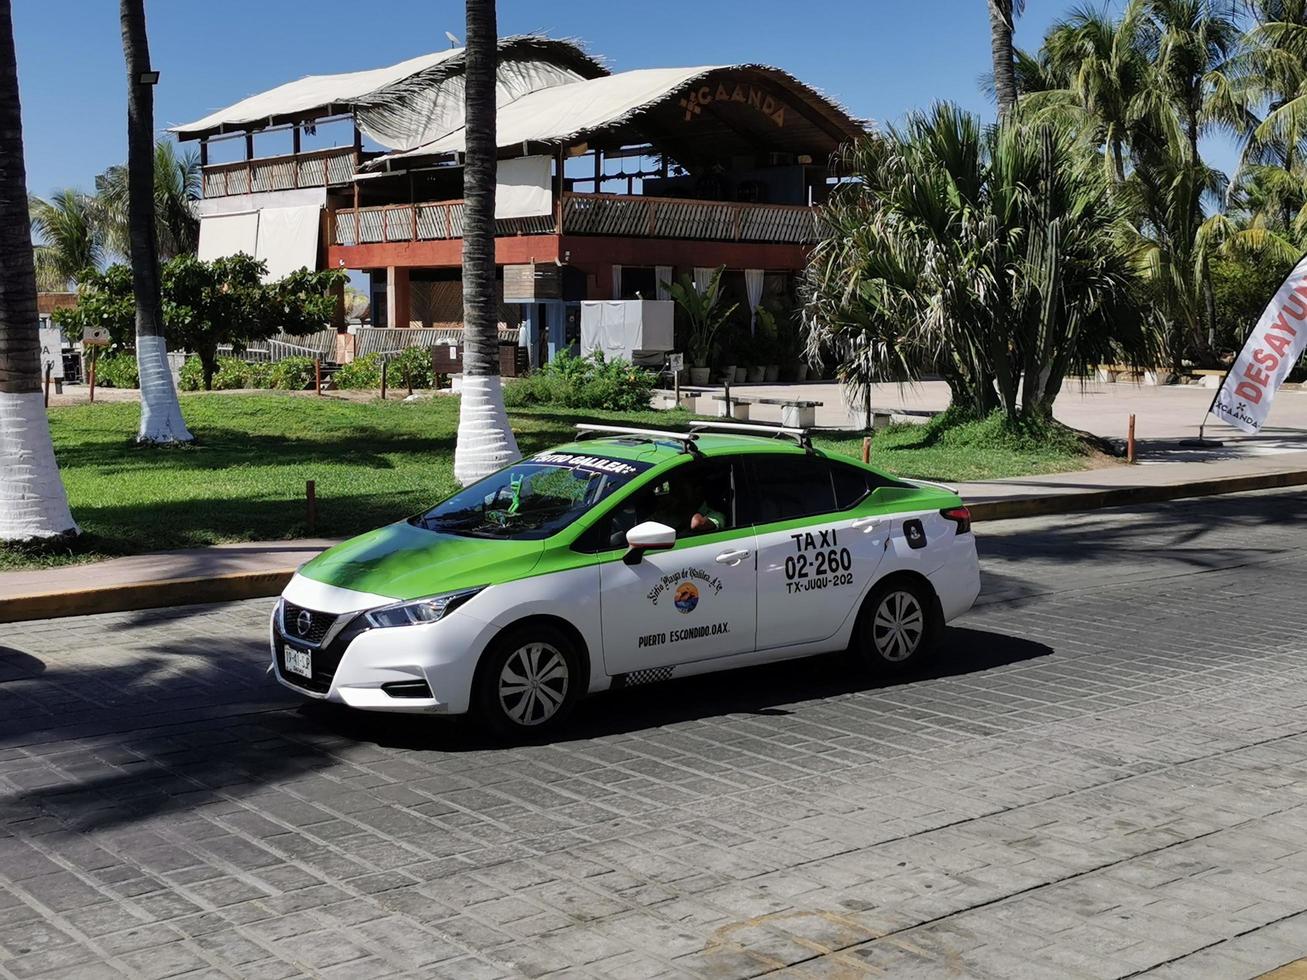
[
  {"xmin": 1127, "ymin": 414, "xmax": 1136, "ymax": 464},
  {"xmin": 88, "ymin": 347, "xmax": 97, "ymax": 403},
  {"xmin": 380, "ymin": 358, "xmax": 388, "ymax": 400},
  {"xmin": 306, "ymin": 480, "xmax": 317, "ymax": 533},
  {"xmin": 861, "ymin": 436, "xmax": 871, "ymax": 465},
  {"xmin": 314, "ymin": 357, "xmax": 322, "ymax": 395},
  {"xmin": 43, "ymin": 362, "xmax": 52, "ymax": 408}
]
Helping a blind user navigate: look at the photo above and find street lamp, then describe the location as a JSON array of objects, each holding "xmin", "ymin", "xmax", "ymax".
[{"xmin": 136, "ymin": 70, "xmax": 159, "ymax": 85}]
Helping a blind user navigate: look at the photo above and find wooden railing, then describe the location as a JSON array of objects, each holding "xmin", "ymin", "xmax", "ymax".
[
  {"xmin": 202, "ymin": 147, "xmax": 358, "ymax": 198},
  {"xmin": 331, "ymin": 192, "xmax": 820, "ymax": 247},
  {"xmin": 332, "ymin": 200, "xmax": 555, "ymax": 245},
  {"xmin": 562, "ymin": 193, "xmax": 819, "ymax": 244}
]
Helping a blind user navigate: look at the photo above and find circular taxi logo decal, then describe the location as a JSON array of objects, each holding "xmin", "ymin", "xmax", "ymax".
[{"xmin": 673, "ymin": 582, "xmax": 699, "ymax": 614}]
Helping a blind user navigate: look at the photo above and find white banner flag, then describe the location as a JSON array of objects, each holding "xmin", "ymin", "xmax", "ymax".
[{"xmin": 1211, "ymin": 253, "xmax": 1307, "ymax": 434}]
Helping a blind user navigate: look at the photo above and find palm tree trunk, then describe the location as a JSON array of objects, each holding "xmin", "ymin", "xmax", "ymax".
[
  {"xmin": 988, "ymin": 0, "xmax": 1018, "ymax": 116},
  {"xmin": 121, "ymin": 0, "xmax": 191, "ymax": 444},
  {"xmin": 453, "ymin": 0, "xmax": 519, "ymax": 485},
  {"xmin": 0, "ymin": 0, "xmax": 76, "ymax": 541}
]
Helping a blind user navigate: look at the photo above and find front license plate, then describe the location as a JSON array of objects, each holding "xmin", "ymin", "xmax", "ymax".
[{"xmin": 285, "ymin": 647, "xmax": 312, "ymax": 679}]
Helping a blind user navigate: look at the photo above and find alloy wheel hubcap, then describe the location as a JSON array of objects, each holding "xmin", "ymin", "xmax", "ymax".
[
  {"xmin": 872, "ymin": 591, "xmax": 924, "ymax": 662},
  {"xmin": 499, "ymin": 642, "xmax": 569, "ymax": 726}
]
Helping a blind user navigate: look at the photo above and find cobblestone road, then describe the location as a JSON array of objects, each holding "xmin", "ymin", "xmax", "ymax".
[{"xmin": 4, "ymin": 490, "xmax": 1307, "ymax": 978}]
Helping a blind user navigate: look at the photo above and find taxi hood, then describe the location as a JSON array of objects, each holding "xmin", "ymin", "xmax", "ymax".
[{"xmin": 297, "ymin": 521, "xmax": 544, "ymax": 602}]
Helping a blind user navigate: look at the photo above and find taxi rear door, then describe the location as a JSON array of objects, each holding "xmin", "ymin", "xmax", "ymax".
[{"xmin": 747, "ymin": 455, "xmax": 889, "ymax": 651}]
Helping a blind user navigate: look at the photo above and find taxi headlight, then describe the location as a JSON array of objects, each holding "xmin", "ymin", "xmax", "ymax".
[{"xmin": 364, "ymin": 587, "xmax": 483, "ymax": 629}]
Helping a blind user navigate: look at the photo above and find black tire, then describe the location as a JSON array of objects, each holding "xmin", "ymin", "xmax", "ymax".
[
  {"xmin": 854, "ymin": 577, "xmax": 942, "ymax": 672},
  {"xmin": 474, "ymin": 624, "xmax": 583, "ymax": 740}
]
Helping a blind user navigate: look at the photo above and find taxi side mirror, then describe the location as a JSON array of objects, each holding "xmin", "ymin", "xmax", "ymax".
[{"xmin": 624, "ymin": 521, "xmax": 676, "ymax": 565}]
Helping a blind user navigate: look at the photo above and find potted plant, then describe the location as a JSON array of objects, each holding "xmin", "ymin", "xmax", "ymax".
[
  {"xmin": 756, "ymin": 307, "xmax": 782, "ymax": 382},
  {"xmin": 665, "ymin": 267, "xmax": 737, "ymax": 387}
]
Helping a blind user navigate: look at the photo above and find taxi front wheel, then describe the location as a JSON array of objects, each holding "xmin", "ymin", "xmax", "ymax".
[
  {"xmin": 855, "ymin": 579, "xmax": 941, "ymax": 671},
  {"xmin": 474, "ymin": 624, "xmax": 582, "ymax": 740}
]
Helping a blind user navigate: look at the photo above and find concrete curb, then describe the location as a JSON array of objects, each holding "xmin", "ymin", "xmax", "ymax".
[
  {"xmin": 6, "ymin": 466, "xmax": 1307, "ymax": 623},
  {"xmin": 0, "ymin": 570, "xmax": 295, "ymax": 625},
  {"xmin": 967, "ymin": 467, "xmax": 1307, "ymax": 522}
]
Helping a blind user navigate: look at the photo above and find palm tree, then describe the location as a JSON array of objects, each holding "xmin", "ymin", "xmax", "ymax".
[
  {"xmin": 120, "ymin": 0, "xmax": 191, "ymax": 444},
  {"xmin": 96, "ymin": 139, "xmax": 202, "ymax": 262},
  {"xmin": 988, "ymin": 0, "xmax": 1026, "ymax": 115},
  {"xmin": 29, "ymin": 189, "xmax": 104, "ymax": 290},
  {"xmin": 803, "ymin": 104, "xmax": 1149, "ymax": 424},
  {"xmin": 1040, "ymin": 3, "xmax": 1151, "ymax": 183},
  {"xmin": 452, "ymin": 0, "xmax": 519, "ymax": 485},
  {"xmin": 0, "ymin": 0, "xmax": 77, "ymax": 542}
]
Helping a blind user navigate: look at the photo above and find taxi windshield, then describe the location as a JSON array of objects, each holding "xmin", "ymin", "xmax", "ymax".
[{"xmin": 411, "ymin": 452, "xmax": 652, "ymax": 540}]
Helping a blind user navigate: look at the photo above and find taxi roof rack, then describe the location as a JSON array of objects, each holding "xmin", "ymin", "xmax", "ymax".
[
  {"xmin": 688, "ymin": 420, "xmax": 814, "ymax": 451},
  {"xmin": 575, "ymin": 423, "xmax": 702, "ymax": 456}
]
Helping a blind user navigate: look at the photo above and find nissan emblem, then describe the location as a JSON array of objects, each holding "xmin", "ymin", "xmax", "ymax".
[{"xmin": 296, "ymin": 610, "xmax": 313, "ymax": 636}]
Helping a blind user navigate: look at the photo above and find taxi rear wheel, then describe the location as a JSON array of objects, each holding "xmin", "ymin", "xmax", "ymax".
[
  {"xmin": 855, "ymin": 579, "xmax": 941, "ymax": 671},
  {"xmin": 475, "ymin": 625, "xmax": 582, "ymax": 739}
]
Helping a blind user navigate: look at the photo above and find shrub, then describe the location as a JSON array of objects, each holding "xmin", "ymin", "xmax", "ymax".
[
  {"xmin": 178, "ymin": 355, "xmax": 262, "ymax": 391},
  {"xmin": 332, "ymin": 352, "xmax": 383, "ymax": 390},
  {"xmin": 270, "ymin": 356, "xmax": 317, "ymax": 391},
  {"xmin": 93, "ymin": 351, "xmax": 139, "ymax": 389},
  {"xmin": 503, "ymin": 351, "xmax": 656, "ymax": 412},
  {"xmin": 388, "ymin": 346, "xmax": 439, "ymax": 389}
]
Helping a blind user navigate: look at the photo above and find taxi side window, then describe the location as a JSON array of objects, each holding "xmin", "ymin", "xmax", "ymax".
[
  {"xmin": 576, "ymin": 460, "xmax": 737, "ymax": 553},
  {"xmin": 746, "ymin": 456, "xmax": 881, "ymax": 524}
]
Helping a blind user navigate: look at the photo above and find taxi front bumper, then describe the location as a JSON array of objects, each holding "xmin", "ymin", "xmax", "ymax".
[{"xmin": 268, "ymin": 579, "xmax": 495, "ymax": 716}]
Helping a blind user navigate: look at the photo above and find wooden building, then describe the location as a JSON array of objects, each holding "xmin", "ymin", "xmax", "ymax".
[{"xmin": 171, "ymin": 37, "xmax": 865, "ymax": 366}]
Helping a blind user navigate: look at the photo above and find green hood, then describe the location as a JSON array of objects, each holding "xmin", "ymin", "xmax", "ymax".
[{"xmin": 299, "ymin": 521, "xmax": 545, "ymax": 601}]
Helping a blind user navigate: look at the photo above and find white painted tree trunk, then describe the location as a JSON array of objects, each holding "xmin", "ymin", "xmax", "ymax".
[
  {"xmin": 0, "ymin": 390, "xmax": 77, "ymax": 541},
  {"xmin": 135, "ymin": 334, "xmax": 192, "ymax": 444},
  {"xmin": 453, "ymin": 375, "xmax": 520, "ymax": 485}
]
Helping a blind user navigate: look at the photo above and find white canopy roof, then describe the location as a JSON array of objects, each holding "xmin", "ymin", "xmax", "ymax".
[
  {"xmin": 171, "ymin": 50, "xmax": 462, "ymax": 138},
  {"xmin": 365, "ymin": 64, "xmax": 865, "ymax": 166},
  {"xmin": 169, "ymin": 37, "xmax": 605, "ymax": 142},
  {"xmin": 371, "ymin": 67, "xmax": 720, "ymax": 163}
]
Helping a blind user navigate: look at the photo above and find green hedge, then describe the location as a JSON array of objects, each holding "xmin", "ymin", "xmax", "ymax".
[
  {"xmin": 503, "ymin": 351, "xmax": 656, "ymax": 412},
  {"xmin": 93, "ymin": 352, "xmax": 139, "ymax": 389}
]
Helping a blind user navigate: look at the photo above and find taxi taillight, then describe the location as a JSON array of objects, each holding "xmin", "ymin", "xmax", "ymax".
[{"xmin": 941, "ymin": 507, "xmax": 972, "ymax": 534}]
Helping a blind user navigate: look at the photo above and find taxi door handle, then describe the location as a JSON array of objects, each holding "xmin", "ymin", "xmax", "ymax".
[
  {"xmin": 851, "ymin": 517, "xmax": 879, "ymax": 531},
  {"xmin": 715, "ymin": 548, "xmax": 750, "ymax": 565}
]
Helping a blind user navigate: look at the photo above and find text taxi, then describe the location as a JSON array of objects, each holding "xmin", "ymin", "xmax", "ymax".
[{"xmin": 270, "ymin": 422, "xmax": 980, "ymax": 737}]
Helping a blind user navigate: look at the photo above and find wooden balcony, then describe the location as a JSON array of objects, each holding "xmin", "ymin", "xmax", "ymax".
[
  {"xmin": 330, "ymin": 192, "xmax": 820, "ymax": 247},
  {"xmin": 202, "ymin": 147, "xmax": 358, "ymax": 198}
]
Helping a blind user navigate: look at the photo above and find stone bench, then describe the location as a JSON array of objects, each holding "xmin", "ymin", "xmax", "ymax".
[
  {"xmin": 708, "ymin": 393, "xmax": 759, "ymax": 420},
  {"xmin": 755, "ymin": 397, "xmax": 824, "ymax": 428}
]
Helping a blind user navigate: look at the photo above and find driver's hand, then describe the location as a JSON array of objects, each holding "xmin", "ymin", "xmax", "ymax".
[{"xmin": 690, "ymin": 513, "xmax": 708, "ymax": 531}]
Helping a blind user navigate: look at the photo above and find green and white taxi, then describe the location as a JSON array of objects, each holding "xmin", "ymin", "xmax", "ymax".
[{"xmin": 271, "ymin": 422, "xmax": 980, "ymax": 736}]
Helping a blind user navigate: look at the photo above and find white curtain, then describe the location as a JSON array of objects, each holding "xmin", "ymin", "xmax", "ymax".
[
  {"xmin": 611, "ymin": 264, "xmax": 623, "ymax": 299},
  {"xmin": 693, "ymin": 266, "xmax": 714, "ymax": 294},
  {"xmin": 655, "ymin": 265, "xmax": 672, "ymax": 300},
  {"xmin": 495, "ymin": 155, "xmax": 552, "ymax": 219},
  {"xmin": 745, "ymin": 268, "xmax": 765, "ymax": 335},
  {"xmin": 255, "ymin": 205, "xmax": 322, "ymax": 282},
  {"xmin": 197, "ymin": 211, "xmax": 259, "ymax": 262}
]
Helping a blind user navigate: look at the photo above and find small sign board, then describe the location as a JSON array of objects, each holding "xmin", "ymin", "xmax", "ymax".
[
  {"xmin": 668, "ymin": 353, "xmax": 685, "ymax": 373},
  {"xmin": 503, "ymin": 263, "xmax": 562, "ymax": 303},
  {"xmin": 82, "ymin": 325, "xmax": 111, "ymax": 347},
  {"xmin": 39, "ymin": 327, "xmax": 64, "ymax": 379}
]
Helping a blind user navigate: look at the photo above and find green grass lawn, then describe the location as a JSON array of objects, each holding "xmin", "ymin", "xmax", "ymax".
[{"xmin": 1, "ymin": 393, "xmax": 1100, "ymax": 570}]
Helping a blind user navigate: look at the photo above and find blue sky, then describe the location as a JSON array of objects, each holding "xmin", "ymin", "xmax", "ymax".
[{"xmin": 13, "ymin": 0, "xmax": 1238, "ymax": 196}]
